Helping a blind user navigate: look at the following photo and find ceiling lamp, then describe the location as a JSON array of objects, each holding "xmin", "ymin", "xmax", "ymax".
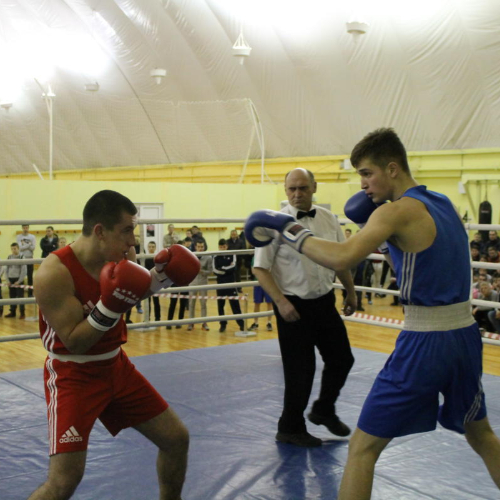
[
  {"xmin": 84, "ymin": 82, "xmax": 100, "ymax": 92},
  {"xmin": 232, "ymin": 31, "xmax": 252, "ymax": 65},
  {"xmin": 150, "ymin": 68, "xmax": 167, "ymax": 85},
  {"xmin": 0, "ymin": 102, "xmax": 13, "ymax": 110},
  {"xmin": 346, "ymin": 21, "xmax": 369, "ymax": 38}
]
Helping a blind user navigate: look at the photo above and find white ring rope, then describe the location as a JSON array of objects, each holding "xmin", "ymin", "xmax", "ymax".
[{"xmin": 1, "ymin": 219, "xmax": 500, "ymax": 346}]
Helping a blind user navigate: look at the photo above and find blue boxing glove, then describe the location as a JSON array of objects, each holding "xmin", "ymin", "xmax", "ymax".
[
  {"xmin": 344, "ymin": 191, "xmax": 379, "ymax": 228},
  {"xmin": 245, "ymin": 209, "xmax": 313, "ymax": 253},
  {"xmin": 344, "ymin": 191, "xmax": 389, "ymax": 254}
]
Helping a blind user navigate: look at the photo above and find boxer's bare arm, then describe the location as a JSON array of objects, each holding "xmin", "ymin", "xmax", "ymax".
[
  {"xmin": 301, "ymin": 198, "xmax": 435, "ymax": 272},
  {"xmin": 34, "ymin": 255, "xmax": 105, "ymax": 354}
]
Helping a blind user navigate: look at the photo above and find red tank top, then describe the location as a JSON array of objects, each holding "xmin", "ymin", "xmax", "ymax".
[{"xmin": 39, "ymin": 245, "xmax": 127, "ymax": 354}]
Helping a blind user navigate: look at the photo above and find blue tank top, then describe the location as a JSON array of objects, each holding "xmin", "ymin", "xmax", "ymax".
[{"xmin": 387, "ymin": 185, "xmax": 470, "ymax": 306}]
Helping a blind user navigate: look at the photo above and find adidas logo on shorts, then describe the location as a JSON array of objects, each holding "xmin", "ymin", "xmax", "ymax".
[{"xmin": 59, "ymin": 426, "xmax": 83, "ymax": 444}]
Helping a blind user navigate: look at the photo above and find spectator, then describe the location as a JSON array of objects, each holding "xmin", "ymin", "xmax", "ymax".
[
  {"xmin": 133, "ymin": 236, "xmax": 141, "ymax": 254},
  {"xmin": 166, "ymin": 238, "xmax": 191, "ymax": 329},
  {"xmin": 388, "ymin": 272, "xmax": 400, "ymax": 306},
  {"xmin": 483, "ymin": 274, "xmax": 500, "ymax": 329},
  {"xmin": 40, "ymin": 226, "xmax": 59, "ymax": 257},
  {"xmin": 485, "ymin": 230, "xmax": 500, "ymax": 253},
  {"xmin": 125, "ymin": 237, "xmax": 143, "ymax": 323},
  {"xmin": 471, "ymin": 247, "xmax": 481, "ymax": 261},
  {"xmin": 163, "ymin": 224, "xmax": 179, "ymax": 249},
  {"xmin": 185, "ymin": 229, "xmax": 193, "ymax": 239},
  {"xmin": 242, "ymin": 241, "xmax": 254, "ymax": 281},
  {"xmin": 470, "ymin": 232, "xmax": 485, "ymax": 253},
  {"xmin": 213, "ymin": 238, "xmax": 244, "ymax": 333},
  {"xmin": 488, "ymin": 307, "xmax": 500, "ymax": 334},
  {"xmin": 58, "ymin": 237, "xmax": 67, "ymax": 249},
  {"xmin": 227, "ymin": 229, "xmax": 245, "ymax": 284},
  {"xmin": 487, "ymin": 247, "xmax": 500, "ymax": 273},
  {"xmin": 472, "ymin": 272, "xmax": 481, "ymax": 298},
  {"xmin": 492, "ymin": 274, "xmax": 500, "ymax": 293},
  {"xmin": 143, "ymin": 241, "xmax": 161, "ymax": 322},
  {"xmin": 16, "ymin": 224, "xmax": 36, "ymax": 298},
  {"xmin": 187, "ymin": 241, "xmax": 212, "ymax": 331},
  {"xmin": 344, "ymin": 228, "xmax": 352, "ymax": 239},
  {"xmin": 478, "ymin": 268, "xmax": 492, "ymax": 283},
  {"xmin": 473, "ymin": 282, "xmax": 498, "ymax": 331},
  {"xmin": 5, "ymin": 243, "xmax": 27, "ymax": 319},
  {"xmin": 190, "ymin": 225, "xmax": 207, "ymax": 251},
  {"xmin": 353, "ymin": 260, "xmax": 369, "ymax": 311},
  {"xmin": 375, "ymin": 259, "xmax": 391, "ymax": 298},
  {"xmin": 134, "ymin": 237, "xmax": 143, "ymax": 314},
  {"xmin": 371, "ymin": 250, "xmax": 386, "ymax": 298}
]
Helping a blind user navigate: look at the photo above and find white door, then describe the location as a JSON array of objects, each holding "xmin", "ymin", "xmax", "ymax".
[{"xmin": 136, "ymin": 203, "xmax": 164, "ymax": 256}]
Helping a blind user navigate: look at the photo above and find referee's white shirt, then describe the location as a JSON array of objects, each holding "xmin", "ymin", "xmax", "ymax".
[{"xmin": 253, "ymin": 204, "xmax": 345, "ymax": 300}]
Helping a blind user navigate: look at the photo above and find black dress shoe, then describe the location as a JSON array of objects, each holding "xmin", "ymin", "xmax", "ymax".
[
  {"xmin": 5, "ymin": 312, "xmax": 16, "ymax": 318},
  {"xmin": 356, "ymin": 306, "xmax": 365, "ymax": 312},
  {"xmin": 307, "ymin": 412, "xmax": 351, "ymax": 437},
  {"xmin": 275, "ymin": 431, "xmax": 322, "ymax": 447},
  {"xmin": 219, "ymin": 325, "xmax": 226, "ymax": 333}
]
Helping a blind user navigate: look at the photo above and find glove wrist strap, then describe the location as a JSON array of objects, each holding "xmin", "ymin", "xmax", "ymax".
[
  {"xmin": 281, "ymin": 223, "xmax": 313, "ymax": 253},
  {"xmin": 87, "ymin": 299, "xmax": 121, "ymax": 332}
]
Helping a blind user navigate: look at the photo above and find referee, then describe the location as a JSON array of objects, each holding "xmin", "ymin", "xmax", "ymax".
[{"xmin": 253, "ymin": 168, "xmax": 357, "ymax": 447}]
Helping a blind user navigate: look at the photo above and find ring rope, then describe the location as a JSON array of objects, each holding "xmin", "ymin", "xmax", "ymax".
[{"xmin": 1, "ymin": 282, "xmax": 499, "ymax": 309}]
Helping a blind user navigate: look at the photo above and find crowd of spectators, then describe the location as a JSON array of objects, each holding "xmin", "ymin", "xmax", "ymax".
[
  {"xmin": 3, "ymin": 224, "xmax": 499, "ymax": 335},
  {"xmin": 471, "ymin": 231, "xmax": 500, "ymax": 333}
]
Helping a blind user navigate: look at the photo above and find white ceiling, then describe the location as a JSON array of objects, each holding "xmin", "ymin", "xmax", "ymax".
[{"xmin": 0, "ymin": 0, "xmax": 499, "ymax": 175}]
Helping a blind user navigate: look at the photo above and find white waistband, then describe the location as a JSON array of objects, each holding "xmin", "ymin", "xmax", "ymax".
[
  {"xmin": 48, "ymin": 347, "xmax": 121, "ymax": 364},
  {"xmin": 403, "ymin": 300, "xmax": 475, "ymax": 332}
]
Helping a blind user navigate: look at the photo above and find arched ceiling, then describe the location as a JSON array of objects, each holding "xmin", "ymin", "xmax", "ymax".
[{"xmin": 0, "ymin": 0, "xmax": 499, "ymax": 175}]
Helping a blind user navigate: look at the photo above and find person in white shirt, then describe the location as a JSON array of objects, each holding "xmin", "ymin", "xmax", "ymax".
[
  {"xmin": 16, "ymin": 224, "xmax": 36, "ymax": 297},
  {"xmin": 253, "ymin": 168, "xmax": 357, "ymax": 447},
  {"xmin": 187, "ymin": 241, "xmax": 212, "ymax": 331}
]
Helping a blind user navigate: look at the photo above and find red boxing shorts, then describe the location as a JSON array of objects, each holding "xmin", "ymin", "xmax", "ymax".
[{"xmin": 43, "ymin": 349, "xmax": 168, "ymax": 456}]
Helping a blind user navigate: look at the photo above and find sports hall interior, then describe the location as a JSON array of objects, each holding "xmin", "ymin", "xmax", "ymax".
[
  {"xmin": 1, "ymin": 2, "xmax": 500, "ymax": 499},
  {"xmin": 2, "ymin": 148, "xmax": 500, "ymax": 373}
]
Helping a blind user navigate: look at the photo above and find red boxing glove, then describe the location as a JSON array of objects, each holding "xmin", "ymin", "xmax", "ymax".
[
  {"xmin": 88, "ymin": 260, "xmax": 152, "ymax": 332},
  {"xmin": 150, "ymin": 245, "xmax": 201, "ymax": 292}
]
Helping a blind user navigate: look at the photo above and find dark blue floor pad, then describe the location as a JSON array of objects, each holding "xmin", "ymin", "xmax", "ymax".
[{"xmin": 1, "ymin": 340, "xmax": 499, "ymax": 499}]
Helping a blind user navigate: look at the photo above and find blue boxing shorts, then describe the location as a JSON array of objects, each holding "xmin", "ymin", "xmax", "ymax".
[
  {"xmin": 253, "ymin": 286, "xmax": 272, "ymax": 304},
  {"xmin": 358, "ymin": 323, "xmax": 486, "ymax": 438}
]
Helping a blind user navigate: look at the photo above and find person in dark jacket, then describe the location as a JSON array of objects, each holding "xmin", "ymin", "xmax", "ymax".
[
  {"xmin": 213, "ymin": 239, "xmax": 244, "ymax": 333},
  {"xmin": 40, "ymin": 226, "xmax": 59, "ymax": 258}
]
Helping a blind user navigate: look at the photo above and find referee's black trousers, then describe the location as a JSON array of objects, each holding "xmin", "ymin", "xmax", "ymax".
[{"xmin": 273, "ymin": 290, "xmax": 354, "ymax": 434}]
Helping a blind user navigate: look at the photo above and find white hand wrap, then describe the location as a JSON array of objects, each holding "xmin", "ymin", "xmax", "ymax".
[
  {"xmin": 87, "ymin": 299, "xmax": 121, "ymax": 332},
  {"xmin": 280, "ymin": 222, "xmax": 313, "ymax": 253},
  {"xmin": 149, "ymin": 268, "xmax": 174, "ymax": 294}
]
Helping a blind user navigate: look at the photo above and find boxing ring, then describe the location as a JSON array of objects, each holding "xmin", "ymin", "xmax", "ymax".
[{"xmin": 1, "ymin": 217, "xmax": 500, "ymax": 499}]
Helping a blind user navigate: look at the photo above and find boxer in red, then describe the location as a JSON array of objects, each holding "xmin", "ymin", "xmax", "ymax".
[{"xmin": 29, "ymin": 190, "xmax": 200, "ymax": 500}]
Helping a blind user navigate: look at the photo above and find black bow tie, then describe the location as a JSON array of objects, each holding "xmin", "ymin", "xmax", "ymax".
[{"xmin": 297, "ymin": 209, "xmax": 316, "ymax": 220}]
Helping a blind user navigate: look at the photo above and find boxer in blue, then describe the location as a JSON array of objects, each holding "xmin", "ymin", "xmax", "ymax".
[{"xmin": 245, "ymin": 128, "xmax": 500, "ymax": 499}]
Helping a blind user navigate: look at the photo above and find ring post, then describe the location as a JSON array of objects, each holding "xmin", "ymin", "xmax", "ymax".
[{"xmin": 235, "ymin": 293, "xmax": 256, "ymax": 337}]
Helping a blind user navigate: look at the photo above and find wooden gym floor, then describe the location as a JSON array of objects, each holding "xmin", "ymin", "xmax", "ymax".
[{"xmin": 1, "ymin": 288, "xmax": 499, "ymax": 376}]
